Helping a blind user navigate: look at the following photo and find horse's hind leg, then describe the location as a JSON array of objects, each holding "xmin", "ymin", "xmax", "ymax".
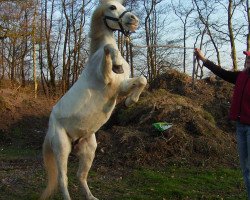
[
  {"xmin": 76, "ymin": 134, "xmax": 98, "ymax": 200},
  {"xmin": 51, "ymin": 125, "xmax": 72, "ymax": 200}
]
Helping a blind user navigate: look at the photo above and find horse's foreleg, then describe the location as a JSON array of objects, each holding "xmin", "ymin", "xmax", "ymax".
[
  {"xmin": 51, "ymin": 125, "xmax": 72, "ymax": 200},
  {"xmin": 120, "ymin": 76, "xmax": 147, "ymax": 107},
  {"xmin": 102, "ymin": 45, "xmax": 113, "ymax": 84},
  {"xmin": 102, "ymin": 44, "xmax": 123, "ymax": 84},
  {"xmin": 76, "ymin": 134, "xmax": 98, "ymax": 200}
]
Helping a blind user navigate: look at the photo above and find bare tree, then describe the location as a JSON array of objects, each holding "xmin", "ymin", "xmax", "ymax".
[
  {"xmin": 226, "ymin": 0, "xmax": 242, "ymax": 71},
  {"xmin": 247, "ymin": 0, "xmax": 250, "ymax": 50},
  {"xmin": 171, "ymin": 0, "xmax": 194, "ymax": 73},
  {"xmin": 144, "ymin": 0, "xmax": 164, "ymax": 82},
  {"xmin": 32, "ymin": 0, "xmax": 38, "ymax": 98},
  {"xmin": 214, "ymin": 0, "xmax": 245, "ymax": 71},
  {"xmin": 44, "ymin": 0, "xmax": 56, "ymax": 92},
  {"xmin": 0, "ymin": 0, "xmax": 34, "ymax": 83},
  {"xmin": 61, "ymin": 0, "xmax": 89, "ymax": 93},
  {"xmin": 193, "ymin": 0, "xmax": 222, "ymax": 66}
]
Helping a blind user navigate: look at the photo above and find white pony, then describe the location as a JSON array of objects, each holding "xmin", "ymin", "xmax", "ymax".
[{"xmin": 40, "ymin": 0, "xmax": 147, "ymax": 200}]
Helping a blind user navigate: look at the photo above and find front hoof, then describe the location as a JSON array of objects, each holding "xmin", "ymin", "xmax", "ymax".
[
  {"xmin": 139, "ymin": 76, "xmax": 147, "ymax": 86},
  {"xmin": 125, "ymin": 97, "xmax": 136, "ymax": 107},
  {"xmin": 88, "ymin": 196, "xmax": 99, "ymax": 200}
]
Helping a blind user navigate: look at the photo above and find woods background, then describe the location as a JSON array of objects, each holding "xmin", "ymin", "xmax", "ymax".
[{"xmin": 0, "ymin": 0, "xmax": 249, "ymax": 97}]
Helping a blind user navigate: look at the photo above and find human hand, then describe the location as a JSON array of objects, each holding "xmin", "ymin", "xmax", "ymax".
[{"xmin": 194, "ymin": 48, "xmax": 207, "ymax": 62}]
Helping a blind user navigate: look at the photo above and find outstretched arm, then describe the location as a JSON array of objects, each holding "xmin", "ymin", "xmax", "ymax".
[
  {"xmin": 203, "ymin": 60, "xmax": 240, "ymax": 84},
  {"xmin": 194, "ymin": 48, "xmax": 239, "ymax": 84}
]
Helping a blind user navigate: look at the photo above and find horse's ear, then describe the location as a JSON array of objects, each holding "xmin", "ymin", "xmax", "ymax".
[
  {"xmin": 116, "ymin": 0, "xmax": 125, "ymax": 4},
  {"xmin": 99, "ymin": 0, "xmax": 108, "ymax": 4},
  {"xmin": 99, "ymin": 0, "xmax": 124, "ymax": 4}
]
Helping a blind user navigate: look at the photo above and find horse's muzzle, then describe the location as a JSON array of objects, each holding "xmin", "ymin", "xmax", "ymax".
[{"xmin": 112, "ymin": 64, "xmax": 124, "ymax": 74}]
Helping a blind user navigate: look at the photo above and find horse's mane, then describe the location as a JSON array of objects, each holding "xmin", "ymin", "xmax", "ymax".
[
  {"xmin": 89, "ymin": 0, "xmax": 125, "ymax": 55},
  {"xmin": 89, "ymin": 4, "xmax": 106, "ymax": 40},
  {"xmin": 89, "ymin": 0, "xmax": 121, "ymax": 39},
  {"xmin": 89, "ymin": 2, "xmax": 117, "ymax": 55}
]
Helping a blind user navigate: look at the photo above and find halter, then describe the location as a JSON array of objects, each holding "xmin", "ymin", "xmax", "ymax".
[{"xmin": 103, "ymin": 10, "xmax": 131, "ymax": 37}]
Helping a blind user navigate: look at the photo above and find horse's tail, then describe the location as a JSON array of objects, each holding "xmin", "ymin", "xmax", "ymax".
[{"xmin": 40, "ymin": 136, "xmax": 58, "ymax": 200}]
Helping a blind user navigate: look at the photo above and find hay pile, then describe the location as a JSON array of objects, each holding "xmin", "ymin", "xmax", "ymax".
[{"xmin": 95, "ymin": 69, "xmax": 237, "ymax": 168}]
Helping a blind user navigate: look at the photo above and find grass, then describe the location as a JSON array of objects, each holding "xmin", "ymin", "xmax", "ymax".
[
  {"xmin": 121, "ymin": 167, "xmax": 245, "ymax": 200},
  {"xmin": 0, "ymin": 147, "xmax": 246, "ymax": 200},
  {"xmin": 0, "ymin": 146, "xmax": 40, "ymax": 160}
]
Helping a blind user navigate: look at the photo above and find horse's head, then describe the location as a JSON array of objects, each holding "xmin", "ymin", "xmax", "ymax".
[{"xmin": 99, "ymin": 0, "xmax": 139, "ymax": 36}]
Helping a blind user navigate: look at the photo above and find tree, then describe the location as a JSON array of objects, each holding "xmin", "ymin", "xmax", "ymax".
[
  {"xmin": 193, "ymin": 0, "xmax": 222, "ymax": 66},
  {"xmin": 143, "ymin": 0, "xmax": 165, "ymax": 82},
  {"xmin": 247, "ymin": 0, "xmax": 250, "ymax": 50},
  {"xmin": 226, "ymin": 0, "xmax": 241, "ymax": 71},
  {"xmin": 215, "ymin": 0, "xmax": 245, "ymax": 71},
  {"xmin": 0, "ymin": 0, "xmax": 34, "ymax": 83},
  {"xmin": 32, "ymin": 0, "xmax": 38, "ymax": 98},
  {"xmin": 61, "ymin": 0, "xmax": 89, "ymax": 93},
  {"xmin": 171, "ymin": 0, "xmax": 194, "ymax": 73},
  {"xmin": 44, "ymin": 0, "xmax": 56, "ymax": 92}
]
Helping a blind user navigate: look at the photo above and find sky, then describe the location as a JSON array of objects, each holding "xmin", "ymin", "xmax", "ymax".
[
  {"xmin": 131, "ymin": 0, "xmax": 247, "ymax": 75},
  {"xmin": 84, "ymin": 0, "xmax": 247, "ymax": 77}
]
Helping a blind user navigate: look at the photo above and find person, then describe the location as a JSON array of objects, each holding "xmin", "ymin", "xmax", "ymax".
[{"xmin": 194, "ymin": 48, "xmax": 250, "ymax": 199}]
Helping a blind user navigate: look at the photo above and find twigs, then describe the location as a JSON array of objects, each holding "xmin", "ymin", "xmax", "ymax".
[
  {"xmin": 131, "ymin": 42, "xmax": 199, "ymax": 90},
  {"xmin": 139, "ymin": 103, "xmax": 156, "ymax": 124},
  {"xmin": 131, "ymin": 44, "xmax": 194, "ymax": 49}
]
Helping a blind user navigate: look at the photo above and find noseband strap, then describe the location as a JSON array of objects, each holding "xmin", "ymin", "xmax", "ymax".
[{"xmin": 103, "ymin": 10, "xmax": 131, "ymax": 36}]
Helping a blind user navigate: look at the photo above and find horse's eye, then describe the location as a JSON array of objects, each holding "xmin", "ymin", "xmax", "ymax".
[{"xmin": 109, "ymin": 5, "xmax": 117, "ymax": 10}]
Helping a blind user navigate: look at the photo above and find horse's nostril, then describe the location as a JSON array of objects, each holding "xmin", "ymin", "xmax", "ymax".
[
  {"xmin": 131, "ymin": 15, "xmax": 136, "ymax": 19},
  {"xmin": 112, "ymin": 65, "xmax": 124, "ymax": 74}
]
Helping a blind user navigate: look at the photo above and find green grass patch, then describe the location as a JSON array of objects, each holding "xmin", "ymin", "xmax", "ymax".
[
  {"xmin": 0, "ymin": 148, "xmax": 246, "ymax": 200},
  {"xmin": 119, "ymin": 167, "xmax": 246, "ymax": 200},
  {"xmin": 0, "ymin": 146, "xmax": 40, "ymax": 160}
]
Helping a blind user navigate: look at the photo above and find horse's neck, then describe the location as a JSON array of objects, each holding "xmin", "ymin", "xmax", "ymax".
[{"xmin": 89, "ymin": 32, "xmax": 118, "ymax": 56}]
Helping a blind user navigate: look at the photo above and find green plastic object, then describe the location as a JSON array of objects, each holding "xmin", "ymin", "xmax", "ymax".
[{"xmin": 152, "ymin": 122, "xmax": 173, "ymax": 131}]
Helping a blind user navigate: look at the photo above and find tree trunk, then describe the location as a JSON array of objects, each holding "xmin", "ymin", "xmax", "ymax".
[
  {"xmin": 33, "ymin": 1, "xmax": 38, "ymax": 98},
  {"xmin": 144, "ymin": 0, "xmax": 154, "ymax": 83},
  {"xmin": 20, "ymin": 10, "xmax": 29, "ymax": 87},
  {"xmin": 10, "ymin": 40, "xmax": 16, "ymax": 82},
  {"xmin": 228, "ymin": 0, "xmax": 238, "ymax": 71},
  {"xmin": 129, "ymin": 42, "xmax": 134, "ymax": 77},
  {"xmin": 45, "ymin": 0, "xmax": 56, "ymax": 93},
  {"xmin": 247, "ymin": 0, "xmax": 250, "ymax": 51},
  {"xmin": 0, "ymin": 44, "xmax": 4, "ymax": 79},
  {"xmin": 62, "ymin": 20, "xmax": 69, "ymax": 94},
  {"xmin": 194, "ymin": 0, "xmax": 221, "ymax": 66}
]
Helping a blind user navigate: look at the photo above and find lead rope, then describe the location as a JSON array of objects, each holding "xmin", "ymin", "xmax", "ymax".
[
  {"xmin": 192, "ymin": 52, "xmax": 197, "ymax": 90},
  {"xmin": 129, "ymin": 42, "xmax": 200, "ymax": 90},
  {"xmin": 192, "ymin": 51, "xmax": 203, "ymax": 90}
]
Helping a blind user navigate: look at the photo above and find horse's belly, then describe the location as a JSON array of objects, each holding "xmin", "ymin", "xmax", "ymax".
[
  {"xmin": 62, "ymin": 109, "xmax": 113, "ymax": 140},
  {"xmin": 52, "ymin": 84, "xmax": 117, "ymax": 140}
]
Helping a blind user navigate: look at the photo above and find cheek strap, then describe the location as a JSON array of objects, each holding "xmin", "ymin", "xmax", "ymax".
[{"xmin": 103, "ymin": 10, "xmax": 131, "ymax": 36}]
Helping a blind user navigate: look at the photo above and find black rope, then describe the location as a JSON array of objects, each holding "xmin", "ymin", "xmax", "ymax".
[{"xmin": 103, "ymin": 10, "xmax": 131, "ymax": 36}]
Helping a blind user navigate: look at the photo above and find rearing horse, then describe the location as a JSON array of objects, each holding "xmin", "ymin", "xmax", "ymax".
[{"xmin": 40, "ymin": 0, "xmax": 147, "ymax": 200}]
